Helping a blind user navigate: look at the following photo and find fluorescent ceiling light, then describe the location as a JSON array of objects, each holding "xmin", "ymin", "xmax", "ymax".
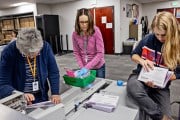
[{"xmin": 11, "ymin": 2, "xmax": 29, "ymax": 7}]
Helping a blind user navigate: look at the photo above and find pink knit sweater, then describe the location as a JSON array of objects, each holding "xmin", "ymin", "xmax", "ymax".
[{"xmin": 72, "ymin": 26, "xmax": 105, "ymax": 69}]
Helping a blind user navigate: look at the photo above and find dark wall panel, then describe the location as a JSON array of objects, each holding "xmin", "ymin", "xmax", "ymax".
[{"xmin": 36, "ymin": 15, "xmax": 60, "ymax": 54}]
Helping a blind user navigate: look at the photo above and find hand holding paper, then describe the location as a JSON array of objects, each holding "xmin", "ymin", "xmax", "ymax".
[
  {"xmin": 138, "ymin": 66, "xmax": 174, "ymax": 88},
  {"xmin": 139, "ymin": 59, "xmax": 154, "ymax": 72}
]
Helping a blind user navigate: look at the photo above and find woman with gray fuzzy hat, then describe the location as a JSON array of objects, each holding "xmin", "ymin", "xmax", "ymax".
[{"xmin": 0, "ymin": 28, "xmax": 61, "ymax": 104}]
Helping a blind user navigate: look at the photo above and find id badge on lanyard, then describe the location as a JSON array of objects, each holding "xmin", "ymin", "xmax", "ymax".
[
  {"xmin": 27, "ymin": 56, "xmax": 39, "ymax": 91},
  {"xmin": 32, "ymin": 81, "xmax": 39, "ymax": 91}
]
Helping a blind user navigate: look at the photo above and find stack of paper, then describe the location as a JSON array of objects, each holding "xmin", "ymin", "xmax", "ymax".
[
  {"xmin": 85, "ymin": 93, "xmax": 119, "ymax": 112},
  {"xmin": 138, "ymin": 66, "xmax": 173, "ymax": 88},
  {"xmin": 26, "ymin": 101, "xmax": 55, "ymax": 109}
]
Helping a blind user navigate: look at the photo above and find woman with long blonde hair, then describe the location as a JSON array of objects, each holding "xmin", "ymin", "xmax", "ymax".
[{"xmin": 127, "ymin": 11, "xmax": 180, "ymax": 120}]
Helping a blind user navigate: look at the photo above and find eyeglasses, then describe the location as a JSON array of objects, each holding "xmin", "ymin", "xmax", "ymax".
[{"xmin": 79, "ymin": 21, "xmax": 89, "ymax": 24}]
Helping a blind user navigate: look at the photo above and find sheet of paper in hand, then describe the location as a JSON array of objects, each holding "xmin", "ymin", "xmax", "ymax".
[{"xmin": 138, "ymin": 66, "xmax": 173, "ymax": 88}]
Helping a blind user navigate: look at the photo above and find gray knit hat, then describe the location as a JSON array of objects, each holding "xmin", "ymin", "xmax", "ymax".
[{"xmin": 16, "ymin": 28, "xmax": 43, "ymax": 56}]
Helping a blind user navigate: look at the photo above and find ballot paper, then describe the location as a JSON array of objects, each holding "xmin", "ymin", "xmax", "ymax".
[
  {"xmin": 85, "ymin": 93, "xmax": 119, "ymax": 112},
  {"xmin": 138, "ymin": 66, "xmax": 173, "ymax": 88},
  {"xmin": 26, "ymin": 101, "xmax": 55, "ymax": 109}
]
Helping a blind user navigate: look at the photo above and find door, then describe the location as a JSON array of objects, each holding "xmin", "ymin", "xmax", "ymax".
[
  {"xmin": 175, "ymin": 8, "xmax": 180, "ymax": 23},
  {"xmin": 90, "ymin": 6, "xmax": 114, "ymax": 54},
  {"xmin": 157, "ymin": 8, "xmax": 174, "ymax": 14},
  {"xmin": 157, "ymin": 8, "xmax": 180, "ymax": 24}
]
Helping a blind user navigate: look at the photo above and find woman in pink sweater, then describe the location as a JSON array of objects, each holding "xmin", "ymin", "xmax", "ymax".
[{"xmin": 72, "ymin": 8, "xmax": 105, "ymax": 78}]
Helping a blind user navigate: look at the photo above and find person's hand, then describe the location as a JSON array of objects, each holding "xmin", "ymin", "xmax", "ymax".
[
  {"xmin": 80, "ymin": 68, "xmax": 89, "ymax": 75},
  {"xmin": 76, "ymin": 68, "xmax": 89, "ymax": 77},
  {"xmin": 51, "ymin": 95, "xmax": 61, "ymax": 104},
  {"xmin": 24, "ymin": 93, "xmax": 35, "ymax": 105},
  {"xmin": 139, "ymin": 59, "xmax": 154, "ymax": 72},
  {"xmin": 169, "ymin": 73, "xmax": 176, "ymax": 81},
  {"xmin": 145, "ymin": 81, "xmax": 156, "ymax": 88}
]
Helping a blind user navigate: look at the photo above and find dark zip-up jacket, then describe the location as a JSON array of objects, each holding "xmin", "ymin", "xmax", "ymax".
[
  {"xmin": 0, "ymin": 41, "xmax": 60, "ymax": 101},
  {"xmin": 132, "ymin": 33, "xmax": 180, "ymax": 79}
]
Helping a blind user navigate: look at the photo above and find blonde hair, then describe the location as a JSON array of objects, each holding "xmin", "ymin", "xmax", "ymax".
[{"xmin": 151, "ymin": 12, "xmax": 180, "ymax": 70}]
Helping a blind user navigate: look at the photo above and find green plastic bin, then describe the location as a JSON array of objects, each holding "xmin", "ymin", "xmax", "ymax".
[{"xmin": 63, "ymin": 70, "xmax": 96, "ymax": 87}]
